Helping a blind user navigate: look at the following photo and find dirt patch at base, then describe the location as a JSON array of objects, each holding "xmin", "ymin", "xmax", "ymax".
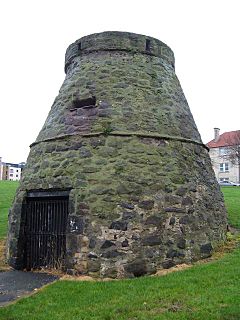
[
  {"xmin": 60, "ymin": 265, "xmax": 192, "ymax": 282},
  {"xmin": 153, "ymin": 263, "xmax": 191, "ymax": 277},
  {"xmin": 60, "ymin": 275, "xmax": 96, "ymax": 281}
]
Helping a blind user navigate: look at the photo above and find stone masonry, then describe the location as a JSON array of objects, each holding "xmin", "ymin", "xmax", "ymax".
[{"xmin": 7, "ymin": 32, "xmax": 227, "ymax": 278}]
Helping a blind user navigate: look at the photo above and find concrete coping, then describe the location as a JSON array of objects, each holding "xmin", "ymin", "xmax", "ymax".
[{"xmin": 65, "ymin": 31, "xmax": 175, "ymax": 73}]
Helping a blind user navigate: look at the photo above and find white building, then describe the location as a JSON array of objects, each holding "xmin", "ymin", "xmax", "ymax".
[
  {"xmin": 207, "ymin": 128, "xmax": 240, "ymax": 183},
  {"xmin": 0, "ymin": 157, "xmax": 25, "ymax": 181},
  {"xmin": 6, "ymin": 164, "xmax": 22, "ymax": 181}
]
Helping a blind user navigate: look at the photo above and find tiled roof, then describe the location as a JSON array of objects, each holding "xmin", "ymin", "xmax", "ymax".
[{"xmin": 207, "ymin": 130, "xmax": 240, "ymax": 148}]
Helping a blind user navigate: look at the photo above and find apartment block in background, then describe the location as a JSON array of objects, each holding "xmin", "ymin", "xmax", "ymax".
[{"xmin": 0, "ymin": 157, "xmax": 25, "ymax": 181}]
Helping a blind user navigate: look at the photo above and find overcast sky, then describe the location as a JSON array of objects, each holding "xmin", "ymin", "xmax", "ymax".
[{"xmin": 1, "ymin": 0, "xmax": 239, "ymax": 163}]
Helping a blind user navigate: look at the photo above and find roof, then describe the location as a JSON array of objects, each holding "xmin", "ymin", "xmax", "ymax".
[
  {"xmin": 5, "ymin": 162, "xmax": 25, "ymax": 168},
  {"xmin": 207, "ymin": 130, "xmax": 240, "ymax": 148}
]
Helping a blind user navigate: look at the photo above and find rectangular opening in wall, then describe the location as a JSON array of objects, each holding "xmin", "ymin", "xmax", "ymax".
[
  {"xmin": 24, "ymin": 190, "xmax": 70, "ymax": 270},
  {"xmin": 72, "ymin": 96, "xmax": 96, "ymax": 109},
  {"xmin": 146, "ymin": 39, "xmax": 151, "ymax": 52}
]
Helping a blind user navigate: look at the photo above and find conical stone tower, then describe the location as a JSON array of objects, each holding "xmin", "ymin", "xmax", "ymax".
[{"xmin": 7, "ymin": 32, "xmax": 227, "ymax": 277}]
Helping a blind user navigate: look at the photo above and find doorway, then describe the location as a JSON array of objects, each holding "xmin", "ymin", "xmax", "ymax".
[{"xmin": 24, "ymin": 191, "xmax": 69, "ymax": 269}]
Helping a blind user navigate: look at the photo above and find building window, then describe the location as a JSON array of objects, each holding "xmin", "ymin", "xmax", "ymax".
[
  {"xmin": 219, "ymin": 147, "xmax": 229, "ymax": 156},
  {"xmin": 10, "ymin": 173, "xmax": 13, "ymax": 177},
  {"xmin": 220, "ymin": 163, "xmax": 229, "ymax": 172},
  {"xmin": 220, "ymin": 177, "xmax": 229, "ymax": 182},
  {"xmin": 10, "ymin": 168, "xmax": 14, "ymax": 173},
  {"xmin": 16, "ymin": 175, "xmax": 18, "ymax": 178}
]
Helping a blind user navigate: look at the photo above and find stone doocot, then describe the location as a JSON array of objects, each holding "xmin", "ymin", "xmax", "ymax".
[{"xmin": 7, "ymin": 32, "xmax": 227, "ymax": 278}]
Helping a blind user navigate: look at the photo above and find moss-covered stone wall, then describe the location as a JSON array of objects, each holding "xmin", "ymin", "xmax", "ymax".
[{"xmin": 7, "ymin": 32, "xmax": 227, "ymax": 278}]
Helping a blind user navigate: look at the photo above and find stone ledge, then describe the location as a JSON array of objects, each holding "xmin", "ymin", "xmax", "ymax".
[{"xmin": 30, "ymin": 131, "xmax": 209, "ymax": 150}]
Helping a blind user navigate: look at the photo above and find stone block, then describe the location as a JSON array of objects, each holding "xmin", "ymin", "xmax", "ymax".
[
  {"xmin": 88, "ymin": 260, "xmax": 100, "ymax": 272},
  {"xmin": 139, "ymin": 200, "xmax": 154, "ymax": 210},
  {"xmin": 101, "ymin": 240, "xmax": 116, "ymax": 249},
  {"xmin": 182, "ymin": 196, "xmax": 193, "ymax": 206},
  {"xmin": 200, "ymin": 243, "xmax": 213, "ymax": 256},
  {"xmin": 101, "ymin": 250, "xmax": 123, "ymax": 258},
  {"xmin": 145, "ymin": 216, "xmax": 163, "ymax": 226},
  {"xmin": 67, "ymin": 216, "xmax": 85, "ymax": 234},
  {"xmin": 142, "ymin": 234, "xmax": 162, "ymax": 246},
  {"xmin": 122, "ymin": 211, "xmax": 136, "ymax": 220},
  {"xmin": 121, "ymin": 239, "xmax": 129, "ymax": 247},
  {"xmin": 166, "ymin": 249, "xmax": 185, "ymax": 258},
  {"xmin": 110, "ymin": 221, "xmax": 128, "ymax": 231},
  {"xmin": 162, "ymin": 259, "xmax": 175, "ymax": 269},
  {"xmin": 120, "ymin": 202, "xmax": 135, "ymax": 210},
  {"xmin": 177, "ymin": 238, "xmax": 186, "ymax": 249},
  {"xmin": 125, "ymin": 258, "xmax": 147, "ymax": 277}
]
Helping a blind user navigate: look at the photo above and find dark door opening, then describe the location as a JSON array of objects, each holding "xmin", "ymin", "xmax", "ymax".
[{"xmin": 24, "ymin": 191, "xmax": 69, "ymax": 270}]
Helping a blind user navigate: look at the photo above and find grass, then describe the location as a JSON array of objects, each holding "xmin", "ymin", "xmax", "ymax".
[
  {"xmin": 221, "ymin": 186, "xmax": 240, "ymax": 228},
  {"xmin": 0, "ymin": 181, "xmax": 19, "ymax": 239},
  {"xmin": 0, "ymin": 184, "xmax": 239, "ymax": 319},
  {"xmin": 0, "ymin": 247, "xmax": 239, "ymax": 319}
]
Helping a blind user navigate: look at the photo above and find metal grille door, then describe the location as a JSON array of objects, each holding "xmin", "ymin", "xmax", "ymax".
[{"xmin": 25, "ymin": 197, "xmax": 69, "ymax": 269}]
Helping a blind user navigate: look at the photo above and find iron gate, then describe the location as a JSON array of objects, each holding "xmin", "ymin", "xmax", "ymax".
[{"xmin": 25, "ymin": 194, "xmax": 69, "ymax": 269}]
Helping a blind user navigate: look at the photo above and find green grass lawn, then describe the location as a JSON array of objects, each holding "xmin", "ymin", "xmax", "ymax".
[
  {"xmin": 0, "ymin": 181, "xmax": 19, "ymax": 239},
  {"xmin": 221, "ymin": 186, "xmax": 240, "ymax": 229},
  {"xmin": 0, "ymin": 246, "xmax": 239, "ymax": 320},
  {"xmin": 0, "ymin": 184, "xmax": 239, "ymax": 319}
]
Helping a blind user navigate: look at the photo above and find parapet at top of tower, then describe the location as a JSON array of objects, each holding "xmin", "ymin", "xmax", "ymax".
[{"xmin": 65, "ymin": 31, "xmax": 175, "ymax": 73}]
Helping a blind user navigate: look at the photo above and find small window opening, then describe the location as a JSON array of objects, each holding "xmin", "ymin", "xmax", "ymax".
[
  {"xmin": 78, "ymin": 42, "xmax": 82, "ymax": 52},
  {"xmin": 72, "ymin": 96, "xmax": 96, "ymax": 109},
  {"xmin": 145, "ymin": 39, "xmax": 151, "ymax": 52}
]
